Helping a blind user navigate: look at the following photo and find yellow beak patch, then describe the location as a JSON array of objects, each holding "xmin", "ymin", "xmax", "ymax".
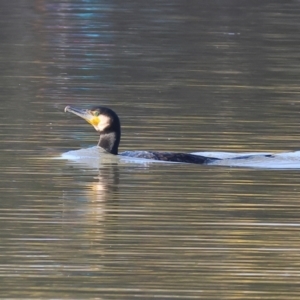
[{"xmin": 88, "ymin": 116, "xmax": 100, "ymax": 126}]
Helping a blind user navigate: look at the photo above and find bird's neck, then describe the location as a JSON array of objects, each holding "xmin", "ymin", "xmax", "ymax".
[{"xmin": 98, "ymin": 131, "xmax": 120, "ymax": 155}]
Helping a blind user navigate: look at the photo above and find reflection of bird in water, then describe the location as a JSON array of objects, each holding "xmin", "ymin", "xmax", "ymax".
[{"xmin": 65, "ymin": 106, "xmax": 220, "ymax": 165}]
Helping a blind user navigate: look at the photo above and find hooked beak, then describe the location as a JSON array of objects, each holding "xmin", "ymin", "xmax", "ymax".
[{"xmin": 64, "ymin": 106, "xmax": 100, "ymax": 127}]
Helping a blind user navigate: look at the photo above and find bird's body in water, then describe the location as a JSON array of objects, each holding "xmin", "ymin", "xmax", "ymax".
[{"xmin": 64, "ymin": 105, "xmax": 220, "ymax": 165}]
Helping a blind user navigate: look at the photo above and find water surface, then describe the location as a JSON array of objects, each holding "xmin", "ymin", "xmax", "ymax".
[{"xmin": 1, "ymin": 1, "xmax": 300, "ymax": 299}]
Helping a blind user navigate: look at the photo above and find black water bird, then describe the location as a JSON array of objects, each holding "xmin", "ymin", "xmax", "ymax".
[{"xmin": 64, "ymin": 106, "xmax": 220, "ymax": 164}]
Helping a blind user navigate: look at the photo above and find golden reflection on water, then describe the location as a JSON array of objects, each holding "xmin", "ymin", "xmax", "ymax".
[
  {"xmin": 1, "ymin": 154, "xmax": 300, "ymax": 298},
  {"xmin": 1, "ymin": 0, "xmax": 300, "ymax": 299}
]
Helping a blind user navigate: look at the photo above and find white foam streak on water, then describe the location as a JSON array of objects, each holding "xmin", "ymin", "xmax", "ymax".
[
  {"xmin": 60, "ymin": 147, "xmax": 300, "ymax": 169},
  {"xmin": 195, "ymin": 151, "xmax": 300, "ymax": 169},
  {"xmin": 59, "ymin": 146, "xmax": 161, "ymax": 168}
]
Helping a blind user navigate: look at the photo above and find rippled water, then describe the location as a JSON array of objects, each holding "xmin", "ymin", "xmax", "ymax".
[{"xmin": 1, "ymin": 1, "xmax": 300, "ymax": 299}]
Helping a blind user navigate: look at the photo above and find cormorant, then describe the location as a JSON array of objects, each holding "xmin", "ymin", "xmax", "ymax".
[{"xmin": 64, "ymin": 105, "xmax": 220, "ymax": 164}]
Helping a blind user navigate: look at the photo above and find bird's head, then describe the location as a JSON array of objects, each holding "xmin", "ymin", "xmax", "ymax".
[
  {"xmin": 64, "ymin": 105, "xmax": 120, "ymax": 134},
  {"xmin": 65, "ymin": 105, "xmax": 121, "ymax": 154}
]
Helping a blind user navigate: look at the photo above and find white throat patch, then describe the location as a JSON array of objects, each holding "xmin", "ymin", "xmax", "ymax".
[{"xmin": 95, "ymin": 114, "xmax": 111, "ymax": 132}]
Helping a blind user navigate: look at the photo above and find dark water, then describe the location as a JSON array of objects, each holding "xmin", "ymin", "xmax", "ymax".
[{"xmin": 1, "ymin": 1, "xmax": 300, "ymax": 299}]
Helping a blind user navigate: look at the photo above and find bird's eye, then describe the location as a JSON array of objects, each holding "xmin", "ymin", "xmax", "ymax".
[{"xmin": 93, "ymin": 110, "xmax": 100, "ymax": 116}]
